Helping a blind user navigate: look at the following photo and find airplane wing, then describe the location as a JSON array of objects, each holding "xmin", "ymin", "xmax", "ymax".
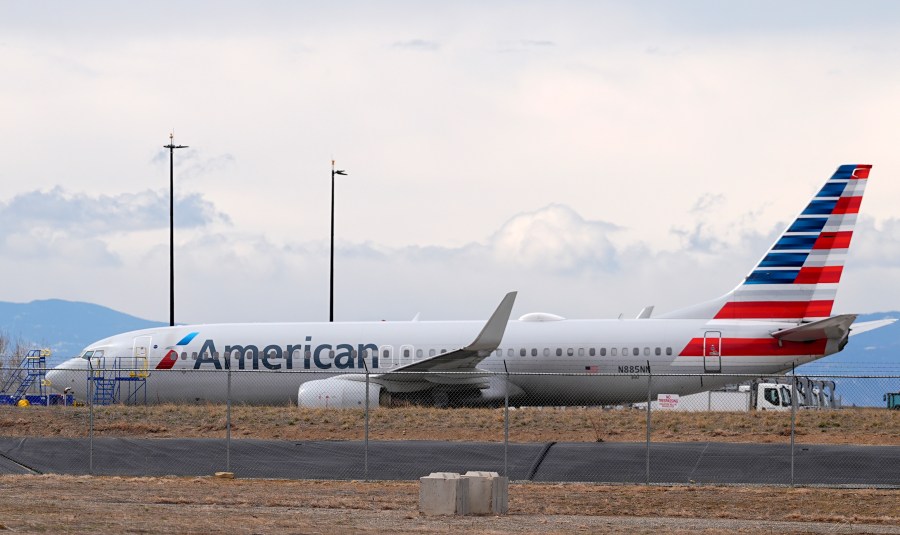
[{"xmin": 369, "ymin": 291, "xmax": 516, "ymax": 390}]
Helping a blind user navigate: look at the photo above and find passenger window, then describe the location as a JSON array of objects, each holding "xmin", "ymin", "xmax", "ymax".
[
  {"xmin": 382, "ymin": 349, "xmax": 390, "ymax": 359},
  {"xmin": 567, "ymin": 348, "xmax": 574, "ymax": 357},
  {"xmin": 556, "ymin": 348, "xmax": 562, "ymax": 357},
  {"xmin": 520, "ymin": 348, "xmax": 526, "ymax": 357},
  {"xmin": 655, "ymin": 347, "xmax": 661, "ymax": 356},
  {"xmin": 578, "ymin": 348, "xmax": 585, "ymax": 357},
  {"xmin": 351, "ymin": 349, "xmax": 358, "ymax": 358},
  {"xmin": 543, "ymin": 348, "xmax": 550, "ymax": 357},
  {"xmin": 495, "ymin": 349, "xmax": 501, "ymax": 356},
  {"xmin": 622, "ymin": 347, "xmax": 627, "ymax": 356},
  {"xmin": 180, "ymin": 352, "xmax": 187, "ymax": 360},
  {"xmin": 329, "ymin": 350, "xmax": 335, "ymax": 359},
  {"xmin": 507, "ymin": 349, "xmax": 514, "ymax": 357},
  {"xmin": 600, "ymin": 348, "xmax": 606, "ymax": 357},
  {"xmin": 403, "ymin": 349, "xmax": 410, "ymax": 358},
  {"xmin": 611, "ymin": 348, "xmax": 617, "ymax": 356},
  {"xmin": 633, "ymin": 348, "xmax": 639, "ymax": 356},
  {"xmin": 666, "ymin": 347, "xmax": 673, "ymax": 356},
  {"xmin": 643, "ymin": 347, "xmax": 650, "ymax": 356},
  {"xmin": 191, "ymin": 352, "xmax": 198, "ymax": 360},
  {"xmin": 430, "ymin": 349, "xmax": 436, "ymax": 357},
  {"xmin": 531, "ymin": 348, "xmax": 537, "ymax": 357}
]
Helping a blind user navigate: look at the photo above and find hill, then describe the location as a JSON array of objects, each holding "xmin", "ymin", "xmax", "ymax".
[{"xmin": 0, "ymin": 299, "xmax": 165, "ymax": 364}]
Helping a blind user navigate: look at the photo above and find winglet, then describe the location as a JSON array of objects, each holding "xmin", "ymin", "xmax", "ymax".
[{"xmin": 465, "ymin": 292, "xmax": 517, "ymax": 352}]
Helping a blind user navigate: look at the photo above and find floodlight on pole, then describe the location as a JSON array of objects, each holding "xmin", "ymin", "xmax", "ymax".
[
  {"xmin": 330, "ymin": 160, "xmax": 347, "ymax": 322},
  {"xmin": 164, "ymin": 133, "xmax": 188, "ymax": 327}
]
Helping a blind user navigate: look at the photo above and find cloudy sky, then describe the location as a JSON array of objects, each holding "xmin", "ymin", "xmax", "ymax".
[{"xmin": 1, "ymin": 1, "xmax": 899, "ymax": 324}]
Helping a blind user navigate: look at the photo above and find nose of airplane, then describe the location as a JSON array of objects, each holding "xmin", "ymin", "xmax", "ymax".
[{"xmin": 46, "ymin": 357, "xmax": 89, "ymax": 393}]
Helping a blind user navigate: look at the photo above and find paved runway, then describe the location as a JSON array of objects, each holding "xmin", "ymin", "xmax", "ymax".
[{"xmin": 0, "ymin": 438, "xmax": 897, "ymax": 486}]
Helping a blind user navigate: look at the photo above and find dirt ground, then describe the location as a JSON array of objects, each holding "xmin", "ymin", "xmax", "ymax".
[
  {"xmin": 0, "ymin": 404, "xmax": 897, "ymax": 445},
  {"xmin": 0, "ymin": 475, "xmax": 897, "ymax": 534},
  {"xmin": 1, "ymin": 406, "xmax": 898, "ymax": 533}
]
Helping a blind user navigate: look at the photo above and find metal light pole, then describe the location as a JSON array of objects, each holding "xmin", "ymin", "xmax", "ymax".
[
  {"xmin": 330, "ymin": 160, "xmax": 347, "ymax": 322},
  {"xmin": 164, "ymin": 133, "xmax": 188, "ymax": 326}
]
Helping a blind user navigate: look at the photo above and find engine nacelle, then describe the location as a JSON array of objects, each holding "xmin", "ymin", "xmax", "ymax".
[{"xmin": 298, "ymin": 377, "xmax": 385, "ymax": 409}]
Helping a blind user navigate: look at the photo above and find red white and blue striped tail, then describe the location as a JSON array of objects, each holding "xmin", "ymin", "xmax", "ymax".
[{"xmin": 663, "ymin": 164, "xmax": 871, "ymax": 322}]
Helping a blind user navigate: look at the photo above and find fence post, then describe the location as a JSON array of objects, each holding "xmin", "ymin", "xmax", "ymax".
[
  {"xmin": 504, "ymin": 371, "xmax": 509, "ymax": 478},
  {"xmin": 645, "ymin": 368, "xmax": 652, "ymax": 485},
  {"xmin": 87, "ymin": 367, "xmax": 94, "ymax": 475},
  {"xmin": 365, "ymin": 369, "xmax": 370, "ymax": 481},
  {"xmin": 226, "ymin": 367, "xmax": 232, "ymax": 473},
  {"xmin": 790, "ymin": 367, "xmax": 796, "ymax": 487}
]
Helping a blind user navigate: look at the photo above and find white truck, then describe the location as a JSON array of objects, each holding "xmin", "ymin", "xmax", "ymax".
[
  {"xmin": 749, "ymin": 382, "xmax": 793, "ymax": 411},
  {"xmin": 650, "ymin": 382, "xmax": 795, "ymax": 412}
]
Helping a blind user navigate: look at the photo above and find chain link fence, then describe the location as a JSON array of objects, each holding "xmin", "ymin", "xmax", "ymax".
[{"xmin": 0, "ymin": 368, "xmax": 897, "ymax": 486}]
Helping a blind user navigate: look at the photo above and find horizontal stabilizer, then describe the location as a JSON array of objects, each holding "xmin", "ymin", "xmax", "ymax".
[
  {"xmin": 849, "ymin": 318, "xmax": 897, "ymax": 337},
  {"xmin": 771, "ymin": 314, "xmax": 856, "ymax": 342}
]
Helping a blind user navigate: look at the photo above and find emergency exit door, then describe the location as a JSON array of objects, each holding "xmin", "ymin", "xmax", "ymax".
[{"xmin": 703, "ymin": 331, "xmax": 721, "ymax": 373}]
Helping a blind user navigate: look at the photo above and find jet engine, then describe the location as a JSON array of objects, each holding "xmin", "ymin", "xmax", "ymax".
[{"xmin": 297, "ymin": 377, "xmax": 386, "ymax": 409}]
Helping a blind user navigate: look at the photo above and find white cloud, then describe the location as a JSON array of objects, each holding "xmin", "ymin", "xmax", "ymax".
[
  {"xmin": 488, "ymin": 204, "xmax": 618, "ymax": 273},
  {"xmin": 0, "ymin": 195, "xmax": 894, "ymax": 324},
  {"xmin": 392, "ymin": 39, "xmax": 440, "ymax": 51}
]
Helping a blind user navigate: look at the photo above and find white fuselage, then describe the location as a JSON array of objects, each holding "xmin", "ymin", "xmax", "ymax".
[{"xmin": 48, "ymin": 317, "xmax": 832, "ymax": 405}]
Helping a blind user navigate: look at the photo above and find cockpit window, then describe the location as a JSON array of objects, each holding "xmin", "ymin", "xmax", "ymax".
[
  {"xmin": 93, "ymin": 350, "xmax": 104, "ymax": 359},
  {"xmin": 83, "ymin": 351, "xmax": 94, "ymax": 358}
]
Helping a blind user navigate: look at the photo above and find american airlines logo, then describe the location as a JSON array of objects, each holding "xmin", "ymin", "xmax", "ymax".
[{"xmin": 162, "ymin": 336, "xmax": 382, "ymax": 371}]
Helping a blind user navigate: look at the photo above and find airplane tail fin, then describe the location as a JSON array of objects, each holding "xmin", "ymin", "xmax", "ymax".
[{"xmin": 662, "ymin": 164, "xmax": 871, "ymax": 322}]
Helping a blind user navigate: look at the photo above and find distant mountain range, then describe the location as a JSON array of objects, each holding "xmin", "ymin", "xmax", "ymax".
[
  {"xmin": 0, "ymin": 299, "xmax": 165, "ymax": 362},
  {"xmin": 0, "ymin": 299, "xmax": 897, "ymax": 406}
]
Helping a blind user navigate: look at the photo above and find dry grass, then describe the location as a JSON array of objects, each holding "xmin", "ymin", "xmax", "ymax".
[
  {"xmin": 1, "ymin": 404, "xmax": 897, "ymax": 445},
  {"xmin": 0, "ymin": 475, "xmax": 896, "ymax": 534}
]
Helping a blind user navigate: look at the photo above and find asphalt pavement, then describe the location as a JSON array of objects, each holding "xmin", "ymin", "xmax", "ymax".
[{"xmin": 0, "ymin": 437, "xmax": 897, "ymax": 486}]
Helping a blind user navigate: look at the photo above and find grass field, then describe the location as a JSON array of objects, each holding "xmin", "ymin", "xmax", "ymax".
[{"xmin": 1, "ymin": 404, "xmax": 897, "ymax": 444}]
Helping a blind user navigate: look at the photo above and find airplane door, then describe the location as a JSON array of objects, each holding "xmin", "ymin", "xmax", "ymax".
[
  {"xmin": 703, "ymin": 331, "xmax": 721, "ymax": 373},
  {"xmin": 132, "ymin": 335, "xmax": 152, "ymax": 377}
]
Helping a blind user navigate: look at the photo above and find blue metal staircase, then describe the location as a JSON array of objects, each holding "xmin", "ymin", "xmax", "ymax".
[
  {"xmin": 86, "ymin": 355, "xmax": 148, "ymax": 405},
  {"xmin": 0, "ymin": 349, "xmax": 51, "ymax": 405}
]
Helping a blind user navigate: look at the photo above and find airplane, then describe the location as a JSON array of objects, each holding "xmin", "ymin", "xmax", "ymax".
[{"xmin": 47, "ymin": 164, "xmax": 894, "ymax": 407}]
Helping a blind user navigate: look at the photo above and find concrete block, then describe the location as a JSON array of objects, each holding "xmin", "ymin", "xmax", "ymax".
[
  {"xmin": 463, "ymin": 471, "xmax": 508, "ymax": 515},
  {"xmin": 418, "ymin": 472, "xmax": 469, "ymax": 515}
]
